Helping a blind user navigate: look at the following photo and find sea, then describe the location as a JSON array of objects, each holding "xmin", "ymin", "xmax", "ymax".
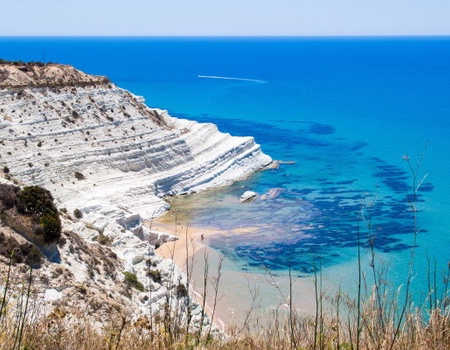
[{"xmin": 2, "ymin": 37, "xmax": 450, "ymax": 314}]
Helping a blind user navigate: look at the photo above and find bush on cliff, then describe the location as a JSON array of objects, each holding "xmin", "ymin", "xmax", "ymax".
[
  {"xmin": 0, "ymin": 184, "xmax": 20, "ymax": 211},
  {"xmin": 16, "ymin": 185, "xmax": 56, "ymax": 216},
  {"xmin": 39, "ymin": 208, "xmax": 62, "ymax": 242},
  {"xmin": 0, "ymin": 231, "xmax": 42, "ymax": 267},
  {"xmin": 0, "ymin": 185, "xmax": 61, "ymax": 243},
  {"xmin": 74, "ymin": 208, "xmax": 83, "ymax": 219},
  {"xmin": 123, "ymin": 271, "xmax": 145, "ymax": 292}
]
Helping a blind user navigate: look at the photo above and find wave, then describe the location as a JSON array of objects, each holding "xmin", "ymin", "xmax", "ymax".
[{"xmin": 198, "ymin": 75, "xmax": 266, "ymax": 84}]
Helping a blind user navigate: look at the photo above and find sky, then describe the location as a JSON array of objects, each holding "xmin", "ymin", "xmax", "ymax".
[{"xmin": 2, "ymin": 0, "xmax": 450, "ymax": 36}]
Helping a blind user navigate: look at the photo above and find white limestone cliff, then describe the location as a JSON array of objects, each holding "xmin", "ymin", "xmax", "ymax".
[
  {"xmin": 0, "ymin": 62, "xmax": 272, "ymax": 330},
  {"xmin": 0, "ymin": 83, "xmax": 271, "ymax": 222}
]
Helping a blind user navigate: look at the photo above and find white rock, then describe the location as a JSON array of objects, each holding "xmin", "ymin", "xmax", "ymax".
[
  {"xmin": 132, "ymin": 255, "xmax": 145, "ymax": 265},
  {"xmin": 0, "ymin": 84, "xmax": 271, "ymax": 228},
  {"xmin": 44, "ymin": 288, "xmax": 62, "ymax": 301},
  {"xmin": 240, "ymin": 190, "xmax": 258, "ymax": 202}
]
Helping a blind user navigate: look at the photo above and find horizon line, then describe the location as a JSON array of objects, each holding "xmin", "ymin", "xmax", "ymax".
[{"xmin": 1, "ymin": 34, "xmax": 450, "ymax": 39}]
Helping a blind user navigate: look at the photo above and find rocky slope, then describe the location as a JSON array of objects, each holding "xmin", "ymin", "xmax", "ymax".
[{"xmin": 0, "ymin": 62, "xmax": 271, "ymax": 331}]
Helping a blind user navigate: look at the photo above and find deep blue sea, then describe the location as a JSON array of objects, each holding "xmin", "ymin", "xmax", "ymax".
[{"xmin": 2, "ymin": 37, "xmax": 450, "ymax": 305}]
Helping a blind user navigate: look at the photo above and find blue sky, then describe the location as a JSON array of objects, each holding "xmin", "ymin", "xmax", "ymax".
[{"xmin": 2, "ymin": 0, "xmax": 450, "ymax": 36}]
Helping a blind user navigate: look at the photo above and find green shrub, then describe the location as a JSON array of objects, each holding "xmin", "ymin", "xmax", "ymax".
[
  {"xmin": 175, "ymin": 283, "xmax": 188, "ymax": 298},
  {"xmin": 123, "ymin": 271, "xmax": 145, "ymax": 292},
  {"xmin": 19, "ymin": 242, "xmax": 43, "ymax": 267},
  {"xmin": 3, "ymin": 165, "xmax": 9, "ymax": 174},
  {"xmin": 17, "ymin": 185, "xmax": 55, "ymax": 216},
  {"xmin": 94, "ymin": 233, "xmax": 113, "ymax": 246},
  {"xmin": 39, "ymin": 208, "xmax": 61, "ymax": 242},
  {"xmin": 147, "ymin": 269, "xmax": 162, "ymax": 283},
  {"xmin": 0, "ymin": 232, "xmax": 42, "ymax": 267},
  {"xmin": 0, "ymin": 184, "xmax": 19, "ymax": 210},
  {"xmin": 74, "ymin": 208, "xmax": 83, "ymax": 219},
  {"xmin": 16, "ymin": 185, "xmax": 61, "ymax": 242},
  {"xmin": 74, "ymin": 172, "xmax": 85, "ymax": 180}
]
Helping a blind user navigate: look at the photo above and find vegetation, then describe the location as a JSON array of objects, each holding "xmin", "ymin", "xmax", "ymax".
[
  {"xmin": 175, "ymin": 282, "xmax": 188, "ymax": 298},
  {"xmin": 0, "ymin": 183, "xmax": 19, "ymax": 210},
  {"xmin": 0, "ymin": 184, "xmax": 61, "ymax": 243},
  {"xmin": 38, "ymin": 208, "xmax": 62, "ymax": 241},
  {"xmin": 0, "ymin": 59, "xmax": 47, "ymax": 66},
  {"xmin": 122, "ymin": 271, "xmax": 145, "ymax": 292},
  {"xmin": 147, "ymin": 269, "xmax": 162, "ymax": 283},
  {"xmin": 0, "ymin": 231, "xmax": 42, "ymax": 267},
  {"xmin": 74, "ymin": 208, "xmax": 83, "ymax": 219},
  {"xmin": 0, "ymin": 267, "xmax": 448, "ymax": 350},
  {"xmin": 17, "ymin": 185, "xmax": 55, "ymax": 215},
  {"xmin": 74, "ymin": 171, "xmax": 86, "ymax": 180},
  {"xmin": 93, "ymin": 233, "xmax": 113, "ymax": 246}
]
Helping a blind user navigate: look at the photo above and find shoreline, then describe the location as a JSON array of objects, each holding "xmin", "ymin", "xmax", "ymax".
[
  {"xmin": 152, "ymin": 216, "xmax": 319, "ymax": 332},
  {"xmin": 152, "ymin": 219, "xmax": 229, "ymax": 331}
]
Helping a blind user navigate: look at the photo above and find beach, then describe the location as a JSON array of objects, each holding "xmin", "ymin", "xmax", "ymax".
[{"xmin": 153, "ymin": 214, "xmax": 320, "ymax": 331}]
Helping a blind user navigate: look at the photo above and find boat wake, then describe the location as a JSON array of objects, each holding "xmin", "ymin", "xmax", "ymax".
[{"xmin": 198, "ymin": 75, "xmax": 266, "ymax": 84}]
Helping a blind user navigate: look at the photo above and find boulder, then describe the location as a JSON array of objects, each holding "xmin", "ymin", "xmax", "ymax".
[{"xmin": 240, "ymin": 190, "xmax": 258, "ymax": 203}]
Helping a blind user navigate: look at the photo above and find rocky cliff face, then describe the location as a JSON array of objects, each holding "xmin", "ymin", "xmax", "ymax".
[
  {"xmin": 0, "ymin": 63, "xmax": 271, "ymax": 223},
  {"xmin": 0, "ymin": 62, "xmax": 271, "ymax": 330}
]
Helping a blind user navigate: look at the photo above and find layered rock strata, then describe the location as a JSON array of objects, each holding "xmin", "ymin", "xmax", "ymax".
[
  {"xmin": 0, "ymin": 63, "xmax": 271, "ymax": 222},
  {"xmin": 0, "ymin": 62, "xmax": 272, "ymax": 329}
]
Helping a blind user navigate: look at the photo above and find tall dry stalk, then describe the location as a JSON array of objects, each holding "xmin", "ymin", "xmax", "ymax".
[
  {"xmin": 207, "ymin": 254, "xmax": 224, "ymax": 340},
  {"xmin": 388, "ymin": 153, "xmax": 426, "ymax": 350},
  {"xmin": 184, "ymin": 224, "xmax": 193, "ymax": 337},
  {"xmin": 0, "ymin": 250, "xmax": 13, "ymax": 325},
  {"xmin": 356, "ymin": 223, "xmax": 362, "ymax": 350},
  {"xmin": 360, "ymin": 193, "xmax": 387, "ymax": 336},
  {"xmin": 196, "ymin": 249, "xmax": 209, "ymax": 344},
  {"xmin": 12, "ymin": 266, "xmax": 33, "ymax": 350},
  {"xmin": 313, "ymin": 257, "xmax": 320, "ymax": 350},
  {"xmin": 288, "ymin": 266, "xmax": 298, "ymax": 349}
]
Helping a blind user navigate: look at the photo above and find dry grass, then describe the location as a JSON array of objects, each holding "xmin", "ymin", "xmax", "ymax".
[{"xmin": 1, "ymin": 272, "xmax": 449, "ymax": 350}]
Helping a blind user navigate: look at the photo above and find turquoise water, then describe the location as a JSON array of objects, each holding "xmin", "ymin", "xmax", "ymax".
[{"xmin": 2, "ymin": 37, "xmax": 450, "ymax": 302}]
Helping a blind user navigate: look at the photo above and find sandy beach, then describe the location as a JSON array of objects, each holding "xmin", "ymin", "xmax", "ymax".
[{"xmin": 152, "ymin": 215, "xmax": 320, "ymax": 332}]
